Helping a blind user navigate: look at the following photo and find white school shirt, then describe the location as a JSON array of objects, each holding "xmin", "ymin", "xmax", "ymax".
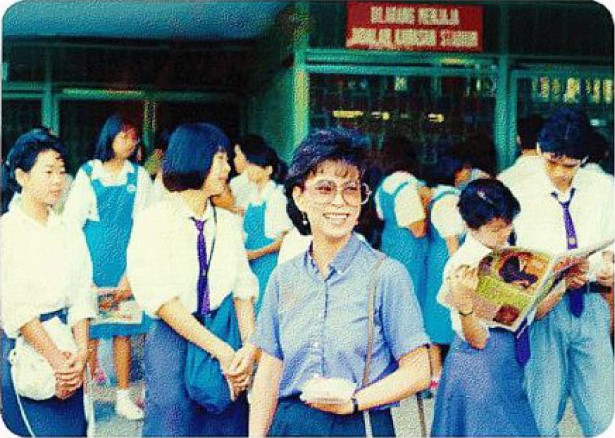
[
  {"xmin": 431, "ymin": 186, "xmax": 465, "ymax": 238},
  {"xmin": 63, "ymin": 159, "xmax": 153, "ymax": 227},
  {"xmin": 277, "ymin": 227, "xmax": 312, "ymax": 265},
  {"xmin": 151, "ymin": 173, "xmax": 170, "ymax": 204},
  {"xmin": 1, "ymin": 201, "xmax": 97, "ymax": 338},
  {"xmin": 230, "ymin": 173, "xmax": 256, "ymax": 211},
  {"xmin": 375, "ymin": 172, "xmax": 426, "ymax": 227},
  {"xmin": 497, "ymin": 155, "xmax": 542, "ymax": 191},
  {"xmin": 127, "ymin": 195, "xmax": 258, "ymax": 318},
  {"xmin": 510, "ymin": 166, "xmax": 614, "ymax": 275},
  {"xmin": 247, "ymin": 181, "xmax": 293, "ymax": 240}
]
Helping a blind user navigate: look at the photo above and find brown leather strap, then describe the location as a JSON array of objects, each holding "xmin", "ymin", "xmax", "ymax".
[{"xmin": 362, "ymin": 255, "xmax": 387, "ymax": 388}]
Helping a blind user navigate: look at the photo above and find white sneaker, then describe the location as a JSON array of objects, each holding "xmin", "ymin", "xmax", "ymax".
[{"xmin": 115, "ymin": 397, "xmax": 144, "ymax": 421}]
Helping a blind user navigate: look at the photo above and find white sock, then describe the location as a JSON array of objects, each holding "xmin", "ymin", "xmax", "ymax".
[{"xmin": 117, "ymin": 388, "xmax": 132, "ymax": 403}]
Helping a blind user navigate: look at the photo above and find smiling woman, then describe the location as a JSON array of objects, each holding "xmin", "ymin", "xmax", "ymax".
[{"xmin": 249, "ymin": 128, "xmax": 431, "ymax": 437}]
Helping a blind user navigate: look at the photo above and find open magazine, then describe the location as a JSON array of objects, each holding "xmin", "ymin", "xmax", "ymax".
[
  {"xmin": 442, "ymin": 238, "xmax": 614, "ymax": 332},
  {"xmin": 90, "ymin": 287, "xmax": 143, "ymax": 326}
]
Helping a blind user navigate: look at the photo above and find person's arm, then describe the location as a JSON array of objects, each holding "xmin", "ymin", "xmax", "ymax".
[
  {"xmin": 157, "ymin": 298, "xmax": 236, "ymax": 371},
  {"xmin": 408, "ymin": 219, "xmax": 428, "ymax": 238},
  {"xmin": 247, "ymin": 236, "xmax": 285, "ymax": 260},
  {"xmin": 308, "ymin": 346, "xmax": 429, "ymax": 415},
  {"xmin": 249, "ymin": 352, "xmax": 283, "ymax": 437},
  {"xmin": 448, "ymin": 266, "xmax": 488, "ymax": 349},
  {"xmin": 62, "ymin": 167, "xmax": 93, "ymax": 229},
  {"xmin": 445, "ymin": 236, "xmax": 460, "ymax": 256}
]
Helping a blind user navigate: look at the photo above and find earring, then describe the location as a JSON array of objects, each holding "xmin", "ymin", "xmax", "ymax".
[{"xmin": 301, "ymin": 212, "xmax": 309, "ymax": 226}]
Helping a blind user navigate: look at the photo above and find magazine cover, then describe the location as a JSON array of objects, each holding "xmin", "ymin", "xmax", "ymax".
[
  {"xmin": 91, "ymin": 288, "xmax": 143, "ymax": 326},
  {"xmin": 443, "ymin": 238, "xmax": 614, "ymax": 331}
]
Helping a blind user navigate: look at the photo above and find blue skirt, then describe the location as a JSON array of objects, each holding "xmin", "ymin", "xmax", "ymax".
[
  {"xmin": 1, "ymin": 333, "xmax": 87, "ymax": 436},
  {"xmin": 142, "ymin": 319, "xmax": 248, "ymax": 437},
  {"xmin": 270, "ymin": 396, "xmax": 395, "ymax": 437},
  {"xmin": 431, "ymin": 330, "xmax": 539, "ymax": 437}
]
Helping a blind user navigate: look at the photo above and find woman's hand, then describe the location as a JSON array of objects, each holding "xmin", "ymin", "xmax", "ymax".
[
  {"xmin": 565, "ymin": 259, "xmax": 590, "ymax": 289},
  {"xmin": 53, "ymin": 351, "xmax": 85, "ymax": 398},
  {"xmin": 216, "ymin": 343, "xmax": 237, "ymax": 374},
  {"xmin": 448, "ymin": 265, "xmax": 479, "ymax": 313},
  {"xmin": 597, "ymin": 252, "xmax": 614, "ymax": 288},
  {"xmin": 226, "ymin": 344, "xmax": 257, "ymax": 392},
  {"xmin": 306, "ymin": 400, "xmax": 354, "ymax": 415}
]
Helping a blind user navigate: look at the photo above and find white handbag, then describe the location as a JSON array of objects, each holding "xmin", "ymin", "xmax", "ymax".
[{"xmin": 8, "ymin": 316, "xmax": 78, "ymax": 401}]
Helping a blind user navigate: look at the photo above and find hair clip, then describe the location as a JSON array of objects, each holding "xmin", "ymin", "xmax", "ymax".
[{"xmin": 476, "ymin": 189, "xmax": 495, "ymax": 206}]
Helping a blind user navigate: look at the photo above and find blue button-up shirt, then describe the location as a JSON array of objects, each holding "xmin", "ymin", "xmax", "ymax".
[{"xmin": 253, "ymin": 233, "xmax": 429, "ymax": 399}]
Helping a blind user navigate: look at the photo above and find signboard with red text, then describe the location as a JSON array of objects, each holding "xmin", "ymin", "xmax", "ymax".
[{"xmin": 346, "ymin": 2, "xmax": 483, "ymax": 52}]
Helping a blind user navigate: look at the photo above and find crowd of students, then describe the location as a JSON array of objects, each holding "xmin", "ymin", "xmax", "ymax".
[{"xmin": 1, "ymin": 107, "xmax": 613, "ymax": 437}]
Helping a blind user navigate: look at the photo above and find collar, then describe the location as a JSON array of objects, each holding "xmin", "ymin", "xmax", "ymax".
[
  {"xmin": 249, "ymin": 180, "xmax": 277, "ymax": 205},
  {"xmin": 90, "ymin": 159, "xmax": 135, "ymax": 180},
  {"xmin": 168, "ymin": 192, "xmax": 215, "ymax": 222},
  {"xmin": 10, "ymin": 197, "xmax": 62, "ymax": 230},
  {"xmin": 304, "ymin": 233, "xmax": 363, "ymax": 278}
]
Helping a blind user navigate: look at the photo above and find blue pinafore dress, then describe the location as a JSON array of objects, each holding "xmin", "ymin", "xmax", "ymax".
[
  {"xmin": 244, "ymin": 200, "xmax": 278, "ymax": 315},
  {"xmin": 423, "ymin": 187, "xmax": 459, "ymax": 345},
  {"xmin": 83, "ymin": 161, "xmax": 150, "ymax": 339},
  {"xmin": 431, "ymin": 329, "xmax": 539, "ymax": 436},
  {"xmin": 377, "ymin": 180, "xmax": 428, "ymax": 308}
]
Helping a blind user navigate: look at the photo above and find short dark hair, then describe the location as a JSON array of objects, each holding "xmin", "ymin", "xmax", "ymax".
[
  {"xmin": 458, "ymin": 179, "xmax": 520, "ymax": 230},
  {"xmin": 244, "ymin": 144, "xmax": 286, "ymax": 183},
  {"xmin": 424, "ymin": 154, "xmax": 464, "ymax": 187},
  {"xmin": 162, "ymin": 123, "xmax": 230, "ymax": 192},
  {"xmin": 538, "ymin": 108, "xmax": 591, "ymax": 160},
  {"xmin": 517, "ymin": 114, "xmax": 544, "ymax": 152},
  {"xmin": 236, "ymin": 134, "xmax": 267, "ymax": 155},
  {"xmin": 285, "ymin": 128, "xmax": 366, "ymax": 235},
  {"xmin": 2, "ymin": 128, "xmax": 67, "ymax": 213},
  {"xmin": 94, "ymin": 113, "xmax": 138, "ymax": 162}
]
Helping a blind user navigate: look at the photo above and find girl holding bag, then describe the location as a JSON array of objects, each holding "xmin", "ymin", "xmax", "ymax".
[
  {"xmin": 127, "ymin": 123, "xmax": 259, "ymax": 436},
  {"xmin": 249, "ymin": 128, "xmax": 431, "ymax": 437},
  {"xmin": 1, "ymin": 129, "xmax": 96, "ymax": 436}
]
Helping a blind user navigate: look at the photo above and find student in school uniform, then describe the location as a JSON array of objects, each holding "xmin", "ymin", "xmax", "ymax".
[
  {"xmin": 1, "ymin": 129, "xmax": 96, "ymax": 436},
  {"xmin": 376, "ymin": 136, "xmax": 429, "ymax": 308},
  {"xmin": 249, "ymin": 128, "xmax": 431, "ymax": 437},
  {"xmin": 509, "ymin": 108, "xmax": 614, "ymax": 436},
  {"xmin": 127, "ymin": 123, "xmax": 259, "ymax": 436},
  {"xmin": 431, "ymin": 178, "xmax": 544, "ymax": 437},
  {"xmin": 242, "ymin": 144, "xmax": 292, "ymax": 314},
  {"xmin": 63, "ymin": 113, "xmax": 153, "ymax": 420},
  {"xmin": 422, "ymin": 155, "xmax": 467, "ymax": 392},
  {"xmin": 230, "ymin": 134, "xmax": 263, "ymax": 213}
]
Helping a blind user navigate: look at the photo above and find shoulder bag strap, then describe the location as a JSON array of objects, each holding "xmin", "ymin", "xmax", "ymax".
[{"xmin": 362, "ymin": 255, "xmax": 387, "ymax": 388}]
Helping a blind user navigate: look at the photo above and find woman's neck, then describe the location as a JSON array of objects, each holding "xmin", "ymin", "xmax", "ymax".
[
  {"xmin": 19, "ymin": 193, "xmax": 50, "ymax": 225},
  {"xmin": 180, "ymin": 189, "xmax": 210, "ymax": 218},
  {"xmin": 311, "ymin": 233, "xmax": 352, "ymax": 277},
  {"xmin": 103, "ymin": 158, "xmax": 125, "ymax": 175}
]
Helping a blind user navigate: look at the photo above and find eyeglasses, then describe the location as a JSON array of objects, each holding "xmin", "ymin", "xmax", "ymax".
[
  {"xmin": 543, "ymin": 153, "xmax": 587, "ymax": 169},
  {"xmin": 304, "ymin": 180, "xmax": 371, "ymax": 206}
]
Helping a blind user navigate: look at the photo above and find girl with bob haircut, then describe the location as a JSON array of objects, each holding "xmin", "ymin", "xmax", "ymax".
[
  {"xmin": 64, "ymin": 113, "xmax": 152, "ymax": 420},
  {"xmin": 127, "ymin": 123, "xmax": 259, "ymax": 436},
  {"xmin": 242, "ymin": 143, "xmax": 292, "ymax": 314},
  {"xmin": 1, "ymin": 129, "xmax": 96, "ymax": 436},
  {"xmin": 432, "ymin": 178, "xmax": 547, "ymax": 436},
  {"xmin": 250, "ymin": 128, "xmax": 431, "ymax": 437}
]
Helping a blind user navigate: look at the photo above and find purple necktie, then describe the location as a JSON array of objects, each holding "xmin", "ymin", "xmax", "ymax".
[
  {"xmin": 192, "ymin": 218, "xmax": 210, "ymax": 316},
  {"xmin": 514, "ymin": 318, "xmax": 530, "ymax": 366},
  {"xmin": 551, "ymin": 189, "xmax": 583, "ymax": 317}
]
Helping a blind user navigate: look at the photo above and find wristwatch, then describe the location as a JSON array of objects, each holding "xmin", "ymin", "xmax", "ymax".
[{"xmin": 351, "ymin": 396, "xmax": 360, "ymax": 414}]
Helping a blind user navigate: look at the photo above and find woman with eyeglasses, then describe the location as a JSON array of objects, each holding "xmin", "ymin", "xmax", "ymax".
[
  {"xmin": 249, "ymin": 128, "xmax": 431, "ymax": 437},
  {"xmin": 64, "ymin": 113, "xmax": 153, "ymax": 420},
  {"xmin": 242, "ymin": 143, "xmax": 292, "ymax": 314}
]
